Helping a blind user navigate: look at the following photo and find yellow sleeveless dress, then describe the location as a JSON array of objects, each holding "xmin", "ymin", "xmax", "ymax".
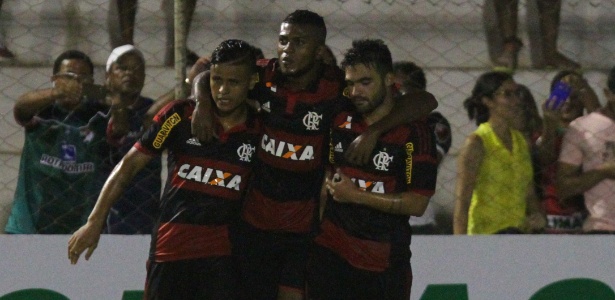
[{"xmin": 467, "ymin": 122, "xmax": 533, "ymax": 234}]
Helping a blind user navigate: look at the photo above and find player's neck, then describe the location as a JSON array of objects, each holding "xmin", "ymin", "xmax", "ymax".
[
  {"xmin": 216, "ymin": 104, "xmax": 247, "ymax": 132},
  {"xmin": 282, "ymin": 64, "xmax": 322, "ymax": 91},
  {"xmin": 364, "ymin": 95, "xmax": 394, "ymax": 126}
]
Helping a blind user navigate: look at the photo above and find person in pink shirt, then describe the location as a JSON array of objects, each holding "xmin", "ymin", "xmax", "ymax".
[{"xmin": 557, "ymin": 66, "xmax": 615, "ymax": 233}]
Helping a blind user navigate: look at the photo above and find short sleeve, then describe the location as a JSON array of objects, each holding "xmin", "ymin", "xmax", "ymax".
[{"xmin": 136, "ymin": 100, "xmax": 191, "ymax": 156}]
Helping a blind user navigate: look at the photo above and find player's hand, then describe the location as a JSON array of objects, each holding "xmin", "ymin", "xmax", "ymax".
[
  {"xmin": 191, "ymin": 100, "xmax": 218, "ymax": 142},
  {"xmin": 67, "ymin": 221, "xmax": 104, "ymax": 265},
  {"xmin": 187, "ymin": 56, "xmax": 211, "ymax": 84},
  {"xmin": 326, "ymin": 171, "xmax": 357, "ymax": 203},
  {"xmin": 344, "ymin": 128, "xmax": 379, "ymax": 165}
]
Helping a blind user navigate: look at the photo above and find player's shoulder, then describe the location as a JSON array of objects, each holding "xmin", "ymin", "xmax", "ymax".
[{"xmin": 154, "ymin": 99, "xmax": 194, "ymax": 123}]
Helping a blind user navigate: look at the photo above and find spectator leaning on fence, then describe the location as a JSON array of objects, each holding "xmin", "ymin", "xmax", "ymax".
[
  {"xmin": 454, "ymin": 71, "xmax": 545, "ymax": 235},
  {"xmin": 556, "ymin": 67, "xmax": 615, "ymax": 234},
  {"xmin": 102, "ymin": 45, "xmax": 161, "ymax": 234},
  {"xmin": 5, "ymin": 50, "xmax": 110, "ymax": 234}
]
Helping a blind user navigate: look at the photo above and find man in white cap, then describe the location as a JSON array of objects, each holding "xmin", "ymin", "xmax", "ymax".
[{"xmin": 103, "ymin": 44, "xmax": 162, "ymax": 235}]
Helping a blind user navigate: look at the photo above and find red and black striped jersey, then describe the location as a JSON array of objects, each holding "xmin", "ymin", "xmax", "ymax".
[
  {"xmin": 315, "ymin": 110, "xmax": 438, "ymax": 272},
  {"xmin": 135, "ymin": 99, "xmax": 260, "ymax": 262},
  {"xmin": 242, "ymin": 59, "xmax": 352, "ymax": 233}
]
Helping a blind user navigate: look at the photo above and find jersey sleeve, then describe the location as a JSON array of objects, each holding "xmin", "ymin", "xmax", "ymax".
[
  {"xmin": 135, "ymin": 100, "xmax": 190, "ymax": 156},
  {"xmin": 405, "ymin": 121, "xmax": 438, "ymax": 197}
]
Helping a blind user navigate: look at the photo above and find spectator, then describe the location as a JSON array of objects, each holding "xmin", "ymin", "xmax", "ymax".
[
  {"xmin": 454, "ymin": 71, "xmax": 545, "ymax": 235},
  {"xmin": 190, "ymin": 10, "xmax": 437, "ymax": 299},
  {"xmin": 0, "ymin": 0, "xmax": 14, "ymax": 59},
  {"xmin": 556, "ymin": 67, "xmax": 615, "ymax": 234},
  {"xmin": 393, "ymin": 61, "xmax": 452, "ymax": 234},
  {"xmin": 103, "ymin": 44, "xmax": 161, "ymax": 234},
  {"xmin": 68, "ymin": 39, "xmax": 261, "ymax": 298},
  {"xmin": 307, "ymin": 39, "xmax": 438, "ymax": 299},
  {"xmin": 486, "ymin": 0, "xmax": 579, "ymax": 70},
  {"xmin": 108, "ymin": 0, "xmax": 199, "ymax": 66},
  {"xmin": 5, "ymin": 50, "xmax": 110, "ymax": 234}
]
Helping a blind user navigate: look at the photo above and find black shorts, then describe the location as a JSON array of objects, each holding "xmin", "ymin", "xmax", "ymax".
[
  {"xmin": 144, "ymin": 256, "xmax": 239, "ymax": 300},
  {"xmin": 306, "ymin": 244, "xmax": 412, "ymax": 300},
  {"xmin": 235, "ymin": 221, "xmax": 311, "ymax": 300}
]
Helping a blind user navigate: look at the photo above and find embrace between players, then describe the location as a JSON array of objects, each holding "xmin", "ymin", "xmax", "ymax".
[{"xmin": 68, "ymin": 9, "xmax": 439, "ymax": 300}]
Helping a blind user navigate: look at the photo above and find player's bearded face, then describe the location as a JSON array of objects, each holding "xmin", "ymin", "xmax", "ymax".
[
  {"xmin": 277, "ymin": 22, "xmax": 322, "ymax": 77},
  {"xmin": 345, "ymin": 64, "xmax": 387, "ymax": 115}
]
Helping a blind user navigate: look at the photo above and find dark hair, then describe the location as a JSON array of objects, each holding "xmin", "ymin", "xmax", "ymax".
[
  {"xmin": 550, "ymin": 69, "xmax": 581, "ymax": 92},
  {"xmin": 282, "ymin": 10, "xmax": 327, "ymax": 43},
  {"xmin": 608, "ymin": 66, "xmax": 615, "ymax": 93},
  {"xmin": 52, "ymin": 50, "xmax": 94, "ymax": 75},
  {"xmin": 210, "ymin": 39, "xmax": 258, "ymax": 73},
  {"xmin": 341, "ymin": 39, "xmax": 393, "ymax": 78},
  {"xmin": 393, "ymin": 61, "xmax": 426, "ymax": 91},
  {"xmin": 517, "ymin": 84, "xmax": 541, "ymax": 134},
  {"xmin": 463, "ymin": 71, "xmax": 513, "ymax": 126}
]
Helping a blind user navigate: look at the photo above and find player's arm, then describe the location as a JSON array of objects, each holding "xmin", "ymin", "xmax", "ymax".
[
  {"xmin": 326, "ymin": 171, "xmax": 429, "ymax": 216},
  {"xmin": 191, "ymin": 71, "xmax": 219, "ymax": 142},
  {"xmin": 345, "ymin": 87, "xmax": 437, "ymax": 165},
  {"xmin": 68, "ymin": 147, "xmax": 153, "ymax": 264},
  {"xmin": 144, "ymin": 57, "xmax": 212, "ymax": 128},
  {"xmin": 453, "ymin": 134, "xmax": 484, "ymax": 235}
]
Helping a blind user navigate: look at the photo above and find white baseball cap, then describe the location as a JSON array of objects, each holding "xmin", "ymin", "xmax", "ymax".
[{"xmin": 106, "ymin": 44, "xmax": 144, "ymax": 72}]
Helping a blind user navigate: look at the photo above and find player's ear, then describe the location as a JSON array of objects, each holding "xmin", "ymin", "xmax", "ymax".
[
  {"xmin": 385, "ymin": 72, "xmax": 395, "ymax": 87},
  {"xmin": 315, "ymin": 45, "xmax": 326, "ymax": 62}
]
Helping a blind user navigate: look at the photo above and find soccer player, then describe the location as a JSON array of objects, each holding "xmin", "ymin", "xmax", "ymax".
[
  {"xmin": 191, "ymin": 10, "xmax": 438, "ymax": 300},
  {"xmin": 307, "ymin": 39, "xmax": 438, "ymax": 299},
  {"xmin": 68, "ymin": 39, "xmax": 261, "ymax": 299}
]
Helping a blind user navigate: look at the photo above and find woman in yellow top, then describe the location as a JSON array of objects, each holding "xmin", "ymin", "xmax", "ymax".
[{"xmin": 454, "ymin": 71, "xmax": 546, "ymax": 235}]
